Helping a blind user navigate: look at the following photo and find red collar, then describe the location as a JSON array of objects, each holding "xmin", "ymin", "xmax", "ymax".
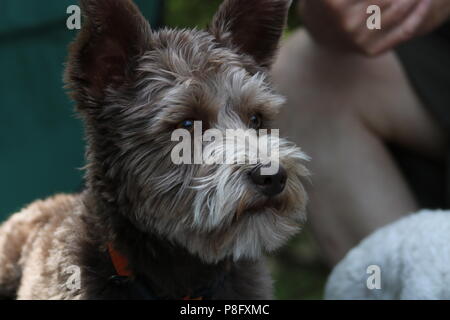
[
  {"xmin": 108, "ymin": 243, "xmax": 133, "ymax": 277},
  {"xmin": 107, "ymin": 243, "xmax": 204, "ymax": 300}
]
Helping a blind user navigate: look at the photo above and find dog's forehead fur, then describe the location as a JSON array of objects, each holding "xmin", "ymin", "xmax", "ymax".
[{"xmin": 133, "ymin": 28, "xmax": 284, "ymax": 128}]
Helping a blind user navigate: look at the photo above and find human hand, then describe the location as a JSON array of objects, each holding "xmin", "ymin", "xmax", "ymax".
[{"xmin": 300, "ymin": 0, "xmax": 449, "ymax": 56}]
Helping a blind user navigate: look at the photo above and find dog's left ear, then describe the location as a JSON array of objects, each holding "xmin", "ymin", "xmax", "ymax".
[{"xmin": 209, "ymin": 0, "xmax": 292, "ymax": 68}]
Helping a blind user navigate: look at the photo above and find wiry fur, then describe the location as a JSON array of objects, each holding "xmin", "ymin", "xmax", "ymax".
[{"xmin": 0, "ymin": 0, "xmax": 307, "ymax": 299}]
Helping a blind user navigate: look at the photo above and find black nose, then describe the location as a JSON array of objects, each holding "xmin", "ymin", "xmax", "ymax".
[{"xmin": 250, "ymin": 164, "xmax": 287, "ymax": 197}]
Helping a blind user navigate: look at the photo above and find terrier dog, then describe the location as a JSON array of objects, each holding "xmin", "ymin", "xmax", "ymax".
[{"xmin": 0, "ymin": 0, "xmax": 308, "ymax": 299}]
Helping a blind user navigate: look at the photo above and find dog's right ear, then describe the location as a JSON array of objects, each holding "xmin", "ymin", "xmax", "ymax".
[
  {"xmin": 65, "ymin": 0, "xmax": 151, "ymax": 101},
  {"xmin": 209, "ymin": 0, "xmax": 292, "ymax": 69}
]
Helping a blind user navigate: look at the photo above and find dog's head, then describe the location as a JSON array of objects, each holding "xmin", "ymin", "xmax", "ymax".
[{"xmin": 66, "ymin": 0, "xmax": 309, "ymax": 263}]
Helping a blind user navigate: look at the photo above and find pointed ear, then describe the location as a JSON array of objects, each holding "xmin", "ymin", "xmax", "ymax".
[
  {"xmin": 209, "ymin": 0, "xmax": 292, "ymax": 68},
  {"xmin": 65, "ymin": 0, "xmax": 151, "ymax": 100}
]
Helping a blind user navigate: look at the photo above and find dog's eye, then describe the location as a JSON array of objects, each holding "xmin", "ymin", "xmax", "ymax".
[
  {"xmin": 249, "ymin": 114, "xmax": 262, "ymax": 129},
  {"xmin": 178, "ymin": 120, "xmax": 194, "ymax": 130}
]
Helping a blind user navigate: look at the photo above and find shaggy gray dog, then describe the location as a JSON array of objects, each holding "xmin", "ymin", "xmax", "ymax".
[{"xmin": 0, "ymin": 0, "xmax": 308, "ymax": 299}]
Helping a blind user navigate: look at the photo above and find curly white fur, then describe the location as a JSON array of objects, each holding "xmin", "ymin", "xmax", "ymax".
[{"xmin": 325, "ymin": 210, "xmax": 450, "ymax": 300}]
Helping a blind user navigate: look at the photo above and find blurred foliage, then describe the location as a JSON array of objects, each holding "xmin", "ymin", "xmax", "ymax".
[
  {"xmin": 163, "ymin": 0, "xmax": 327, "ymax": 300},
  {"xmin": 164, "ymin": 0, "xmax": 302, "ymax": 31},
  {"xmin": 270, "ymin": 228, "xmax": 329, "ymax": 300},
  {"xmin": 287, "ymin": 0, "xmax": 303, "ymax": 32},
  {"xmin": 165, "ymin": 0, "xmax": 222, "ymax": 29}
]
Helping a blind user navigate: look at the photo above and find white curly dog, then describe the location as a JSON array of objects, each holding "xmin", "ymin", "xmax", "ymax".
[{"xmin": 326, "ymin": 210, "xmax": 450, "ymax": 300}]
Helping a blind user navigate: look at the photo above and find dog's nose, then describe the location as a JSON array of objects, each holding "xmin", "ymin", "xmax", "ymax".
[{"xmin": 250, "ymin": 164, "xmax": 287, "ymax": 197}]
